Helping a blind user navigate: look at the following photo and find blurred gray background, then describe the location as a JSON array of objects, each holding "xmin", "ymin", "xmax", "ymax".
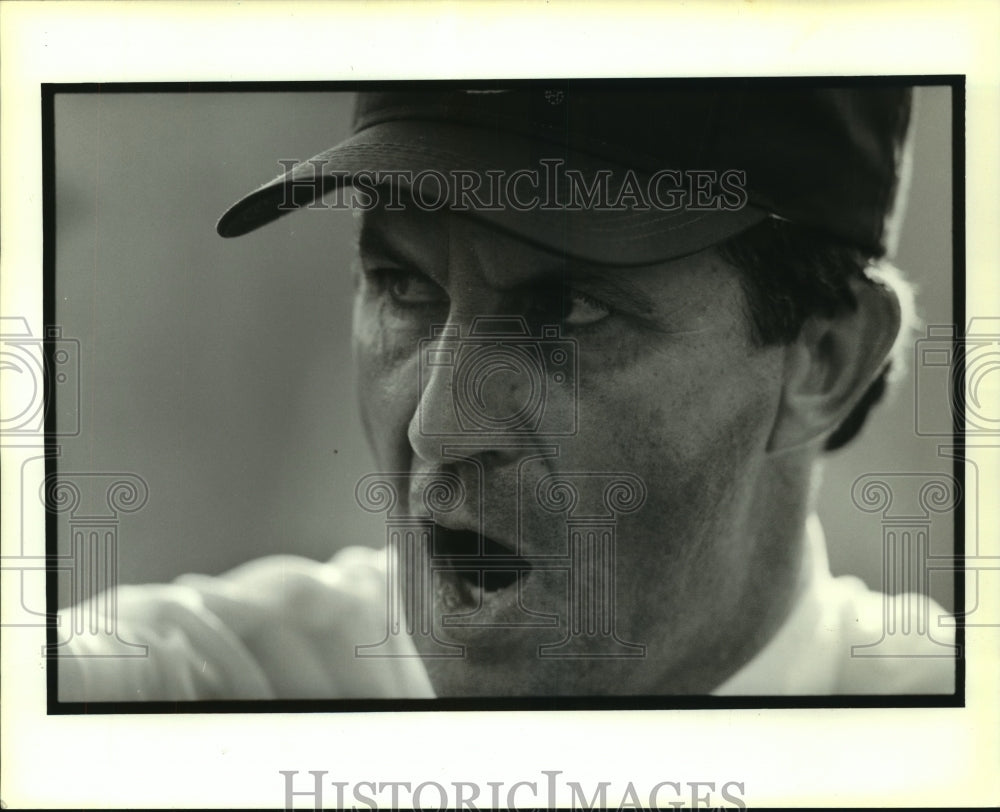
[{"xmin": 53, "ymin": 87, "xmax": 955, "ymax": 611}]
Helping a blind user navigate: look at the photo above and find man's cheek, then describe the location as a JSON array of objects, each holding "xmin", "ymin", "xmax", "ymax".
[{"xmin": 352, "ymin": 315, "xmax": 422, "ymax": 464}]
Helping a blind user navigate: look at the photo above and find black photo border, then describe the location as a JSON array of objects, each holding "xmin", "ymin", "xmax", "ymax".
[{"xmin": 43, "ymin": 75, "xmax": 966, "ymax": 715}]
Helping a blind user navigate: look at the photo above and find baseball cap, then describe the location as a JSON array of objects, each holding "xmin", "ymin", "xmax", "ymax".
[{"xmin": 216, "ymin": 83, "xmax": 914, "ymax": 265}]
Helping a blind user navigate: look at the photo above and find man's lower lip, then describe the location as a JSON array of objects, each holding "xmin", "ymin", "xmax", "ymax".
[{"xmin": 434, "ymin": 565, "xmax": 532, "ymax": 617}]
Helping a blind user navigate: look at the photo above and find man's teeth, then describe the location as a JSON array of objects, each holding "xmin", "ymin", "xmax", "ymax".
[{"xmin": 437, "ymin": 578, "xmax": 465, "ymax": 611}]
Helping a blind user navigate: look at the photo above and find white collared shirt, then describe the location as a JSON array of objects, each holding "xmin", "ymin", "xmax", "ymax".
[{"xmin": 713, "ymin": 515, "xmax": 955, "ymax": 695}]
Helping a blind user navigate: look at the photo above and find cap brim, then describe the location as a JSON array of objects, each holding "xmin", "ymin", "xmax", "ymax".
[{"xmin": 216, "ymin": 120, "xmax": 767, "ymax": 265}]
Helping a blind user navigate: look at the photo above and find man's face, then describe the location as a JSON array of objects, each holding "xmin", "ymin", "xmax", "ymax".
[{"xmin": 352, "ymin": 201, "xmax": 794, "ymax": 695}]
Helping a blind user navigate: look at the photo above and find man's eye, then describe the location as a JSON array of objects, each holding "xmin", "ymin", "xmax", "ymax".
[
  {"xmin": 370, "ymin": 268, "xmax": 448, "ymax": 306},
  {"xmin": 562, "ymin": 291, "xmax": 613, "ymax": 327}
]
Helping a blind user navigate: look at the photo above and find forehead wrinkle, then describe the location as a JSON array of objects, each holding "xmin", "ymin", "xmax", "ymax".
[
  {"xmin": 357, "ymin": 219, "xmax": 414, "ymax": 268},
  {"xmin": 551, "ymin": 264, "xmax": 660, "ymax": 316},
  {"xmin": 443, "ymin": 213, "xmax": 548, "ymax": 292},
  {"xmin": 440, "ymin": 211, "xmax": 657, "ymax": 308}
]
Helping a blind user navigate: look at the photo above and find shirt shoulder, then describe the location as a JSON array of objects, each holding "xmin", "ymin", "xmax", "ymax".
[
  {"xmin": 828, "ymin": 574, "xmax": 957, "ymax": 694},
  {"xmin": 58, "ymin": 546, "xmax": 434, "ymax": 701},
  {"xmin": 713, "ymin": 516, "xmax": 957, "ymax": 696}
]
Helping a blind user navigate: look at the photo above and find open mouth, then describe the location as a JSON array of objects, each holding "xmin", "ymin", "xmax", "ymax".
[{"xmin": 432, "ymin": 525, "xmax": 531, "ymax": 592}]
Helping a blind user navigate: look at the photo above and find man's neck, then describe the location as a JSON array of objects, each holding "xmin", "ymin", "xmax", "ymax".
[{"xmin": 706, "ymin": 456, "xmax": 816, "ymax": 691}]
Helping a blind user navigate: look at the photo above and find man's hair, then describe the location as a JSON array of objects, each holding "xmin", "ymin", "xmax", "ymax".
[{"xmin": 716, "ymin": 217, "xmax": 913, "ymax": 451}]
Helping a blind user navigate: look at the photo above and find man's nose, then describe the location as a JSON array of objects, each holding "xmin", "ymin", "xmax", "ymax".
[{"xmin": 406, "ymin": 322, "xmax": 552, "ymax": 466}]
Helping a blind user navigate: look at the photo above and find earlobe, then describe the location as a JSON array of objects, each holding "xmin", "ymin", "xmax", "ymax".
[{"xmin": 767, "ymin": 275, "xmax": 902, "ymax": 454}]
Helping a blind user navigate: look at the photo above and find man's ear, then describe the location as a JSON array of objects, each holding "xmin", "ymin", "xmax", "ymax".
[{"xmin": 767, "ymin": 275, "xmax": 901, "ymax": 454}]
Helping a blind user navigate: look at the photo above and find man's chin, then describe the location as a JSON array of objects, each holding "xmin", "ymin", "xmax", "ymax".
[
  {"xmin": 418, "ymin": 646, "xmax": 662, "ymax": 697},
  {"xmin": 412, "ymin": 615, "xmax": 660, "ymax": 697},
  {"xmin": 411, "ymin": 606, "xmax": 746, "ymax": 697},
  {"xmin": 418, "ymin": 650, "xmax": 581, "ymax": 698}
]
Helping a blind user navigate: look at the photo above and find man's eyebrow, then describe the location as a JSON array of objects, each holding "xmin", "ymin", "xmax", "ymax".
[{"xmin": 356, "ymin": 224, "xmax": 414, "ymax": 268}]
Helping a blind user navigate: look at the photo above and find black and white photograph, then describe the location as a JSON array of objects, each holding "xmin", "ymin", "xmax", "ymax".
[
  {"xmin": 47, "ymin": 79, "xmax": 960, "ymax": 704},
  {"xmin": 1, "ymin": 2, "xmax": 997, "ymax": 809}
]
